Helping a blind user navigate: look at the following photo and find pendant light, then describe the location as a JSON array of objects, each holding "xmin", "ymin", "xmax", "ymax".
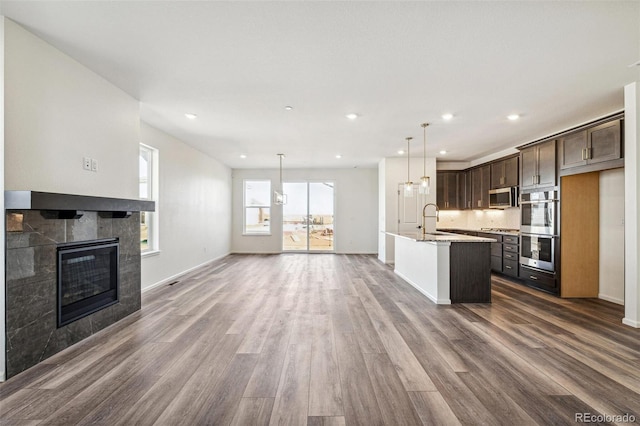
[
  {"xmin": 404, "ymin": 137, "xmax": 414, "ymax": 197},
  {"xmin": 274, "ymin": 153, "xmax": 287, "ymax": 205},
  {"xmin": 419, "ymin": 123, "xmax": 430, "ymax": 195}
]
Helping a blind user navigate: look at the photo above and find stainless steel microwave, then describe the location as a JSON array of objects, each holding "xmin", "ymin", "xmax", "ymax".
[{"xmin": 488, "ymin": 187, "xmax": 518, "ymax": 209}]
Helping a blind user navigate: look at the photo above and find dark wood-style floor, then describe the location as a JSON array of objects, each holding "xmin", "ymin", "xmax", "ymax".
[{"xmin": 1, "ymin": 254, "xmax": 639, "ymax": 425}]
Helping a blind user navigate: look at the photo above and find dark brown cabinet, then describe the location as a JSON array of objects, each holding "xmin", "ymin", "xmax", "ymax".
[
  {"xmin": 490, "ymin": 156, "xmax": 519, "ymax": 189},
  {"xmin": 436, "ymin": 171, "xmax": 460, "ymax": 210},
  {"xmin": 471, "ymin": 165, "xmax": 491, "ymax": 209},
  {"xmin": 520, "ymin": 139, "xmax": 556, "ymax": 191},
  {"xmin": 501, "ymin": 235, "xmax": 519, "ymax": 278},
  {"xmin": 560, "ymin": 119, "xmax": 622, "ymax": 172}
]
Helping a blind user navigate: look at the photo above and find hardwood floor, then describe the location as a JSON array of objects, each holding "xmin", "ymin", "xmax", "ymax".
[{"xmin": 1, "ymin": 254, "xmax": 639, "ymax": 425}]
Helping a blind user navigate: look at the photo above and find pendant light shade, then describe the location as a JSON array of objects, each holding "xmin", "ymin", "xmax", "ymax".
[
  {"xmin": 274, "ymin": 154, "xmax": 287, "ymax": 205},
  {"xmin": 404, "ymin": 137, "xmax": 414, "ymax": 197},
  {"xmin": 419, "ymin": 123, "xmax": 431, "ymax": 195}
]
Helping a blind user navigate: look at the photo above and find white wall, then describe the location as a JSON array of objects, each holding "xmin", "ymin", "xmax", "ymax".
[
  {"xmin": 231, "ymin": 168, "xmax": 378, "ymax": 254},
  {"xmin": 378, "ymin": 157, "xmax": 437, "ymax": 263},
  {"xmin": 599, "ymin": 168, "xmax": 625, "ymax": 305},
  {"xmin": 4, "ymin": 20, "xmax": 138, "ymax": 199},
  {"xmin": 140, "ymin": 122, "xmax": 232, "ymax": 290},
  {"xmin": 624, "ymin": 81, "xmax": 640, "ymax": 327}
]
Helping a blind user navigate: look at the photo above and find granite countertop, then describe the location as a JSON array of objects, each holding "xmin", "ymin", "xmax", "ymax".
[
  {"xmin": 438, "ymin": 228, "xmax": 520, "ymax": 236},
  {"xmin": 385, "ymin": 231, "xmax": 496, "ymax": 243}
]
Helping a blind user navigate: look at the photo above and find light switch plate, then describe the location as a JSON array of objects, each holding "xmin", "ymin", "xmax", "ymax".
[{"xmin": 91, "ymin": 159, "xmax": 98, "ymax": 172}]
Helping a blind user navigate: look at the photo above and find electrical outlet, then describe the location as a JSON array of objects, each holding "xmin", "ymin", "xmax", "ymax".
[
  {"xmin": 83, "ymin": 157, "xmax": 91, "ymax": 170},
  {"xmin": 91, "ymin": 159, "xmax": 98, "ymax": 172}
]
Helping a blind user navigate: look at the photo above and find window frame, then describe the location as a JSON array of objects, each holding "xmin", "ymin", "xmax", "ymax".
[
  {"xmin": 243, "ymin": 179, "xmax": 272, "ymax": 236},
  {"xmin": 140, "ymin": 143, "xmax": 160, "ymax": 255}
]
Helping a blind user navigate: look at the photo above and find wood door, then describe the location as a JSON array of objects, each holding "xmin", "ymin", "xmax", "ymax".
[
  {"xmin": 588, "ymin": 120, "xmax": 621, "ymax": 165},
  {"xmin": 560, "ymin": 130, "xmax": 587, "ymax": 170},
  {"xmin": 520, "ymin": 146, "xmax": 538, "ymax": 190},
  {"xmin": 471, "ymin": 167, "xmax": 483, "ymax": 209},
  {"xmin": 436, "ymin": 172, "xmax": 446, "ymax": 208},
  {"xmin": 537, "ymin": 140, "xmax": 557, "ymax": 188},
  {"xmin": 503, "ymin": 156, "xmax": 519, "ymax": 187},
  {"xmin": 464, "ymin": 170, "xmax": 472, "ymax": 209},
  {"xmin": 444, "ymin": 172, "xmax": 458, "ymax": 209},
  {"xmin": 490, "ymin": 160, "xmax": 504, "ymax": 189},
  {"xmin": 479, "ymin": 165, "xmax": 491, "ymax": 208}
]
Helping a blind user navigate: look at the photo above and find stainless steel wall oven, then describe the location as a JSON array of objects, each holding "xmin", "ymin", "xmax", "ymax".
[{"xmin": 520, "ymin": 190, "xmax": 558, "ymax": 273}]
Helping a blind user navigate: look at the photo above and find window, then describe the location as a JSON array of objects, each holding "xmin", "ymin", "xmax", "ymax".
[
  {"xmin": 139, "ymin": 144, "xmax": 159, "ymax": 253},
  {"xmin": 244, "ymin": 180, "xmax": 271, "ymax": 234}
]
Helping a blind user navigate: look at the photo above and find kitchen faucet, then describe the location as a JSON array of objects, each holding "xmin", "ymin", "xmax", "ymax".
[{"xmin": 422, "ymin": 203, "xmax": 440, "ymax": 236}]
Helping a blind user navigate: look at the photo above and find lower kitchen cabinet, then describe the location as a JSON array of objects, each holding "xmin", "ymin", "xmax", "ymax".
[{"xmin": 519, "ymin": 265, "xmax": 558, "ymax": 293}]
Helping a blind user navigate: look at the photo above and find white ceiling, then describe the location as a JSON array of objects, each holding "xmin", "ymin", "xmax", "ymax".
[{"xmin": 2, "ymin": 1, "xmax": 639, "ymax": 169}]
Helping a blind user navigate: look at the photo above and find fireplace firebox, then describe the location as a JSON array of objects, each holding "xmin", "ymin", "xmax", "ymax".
[{"xmin": 57, "ymin": 238, "xmax": 120, "ymax": 327}]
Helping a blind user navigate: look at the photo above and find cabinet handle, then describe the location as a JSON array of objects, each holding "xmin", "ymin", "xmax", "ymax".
[
  {"xmin": 587, "ymin": 147, "xmax": 592, "ymax": 160},
  {"xmin": 505, "ymin": 265, "xmax": 512, "ymax": 269},
  {"xmin": 531, "ymin": 175, "xmax": 535, "ymax": 185},
  {"xmin": 581, "ymin": 148, "xmax": 586, "ymax": 161},
  {"xmin": 529, "ymin": 275, "xmax": 538, "ymax": 280}
]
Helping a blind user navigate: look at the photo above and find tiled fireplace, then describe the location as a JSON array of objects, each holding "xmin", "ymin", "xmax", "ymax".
[{"xmin": 4, "ymin": 191, "xmax": 154, "ymax": 378}]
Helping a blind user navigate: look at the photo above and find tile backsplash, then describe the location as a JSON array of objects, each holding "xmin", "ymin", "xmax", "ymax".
[{"xmin": 438, "ymin": 207, "xmax": 520, "ymax": 230}]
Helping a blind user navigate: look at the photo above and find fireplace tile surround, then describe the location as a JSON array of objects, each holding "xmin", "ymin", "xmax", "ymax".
[{"xmin": 4, "ymin": 191, "xmax": 154, "ymax": 378}]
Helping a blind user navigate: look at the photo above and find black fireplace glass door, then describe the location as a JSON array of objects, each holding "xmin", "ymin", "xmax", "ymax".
[{"xmin": 57, "ymin": 239, "xmax": 119, "ymax": 327}]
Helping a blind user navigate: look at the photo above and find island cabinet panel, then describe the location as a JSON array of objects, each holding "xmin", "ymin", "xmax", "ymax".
[{"xmin": 449, "ymin": 242, "xmax": 491, "ymax": 303}]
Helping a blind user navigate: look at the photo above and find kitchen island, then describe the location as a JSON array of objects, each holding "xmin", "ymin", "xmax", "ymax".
[{"xmin": 386, "ymin": 231, "xmax": 495, "ymax": 304}]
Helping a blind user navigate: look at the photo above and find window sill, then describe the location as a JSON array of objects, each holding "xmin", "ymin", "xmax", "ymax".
[
  {"xmin": 242, "ymin": 233, "xmax": 272, "ymax": 236},
  {"xmin": 141, "ymin": 249, "xmax": 161, "ymax": 258}
]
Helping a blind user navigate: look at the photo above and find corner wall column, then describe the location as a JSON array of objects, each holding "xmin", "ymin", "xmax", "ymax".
[{"xmin": 624, "ymin": 81, "xmax": 640, "ymax": 328}]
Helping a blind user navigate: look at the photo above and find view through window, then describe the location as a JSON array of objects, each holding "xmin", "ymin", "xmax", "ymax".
[
  {"xmin": 139, "ymin": 144, "xmax": 158, "ymax": 252},
  {"xmin": 282, "ymin": 182, "xmax": 334, "ymax": 251},
  {"xmin": 244, "ymin": 180, "xmax": 271, "ymax": 234}
]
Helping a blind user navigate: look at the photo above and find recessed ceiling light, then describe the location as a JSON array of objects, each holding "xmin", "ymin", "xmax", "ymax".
[
  {"xmin": 346, "ymin": 113, "xmax": 358, "ymax": 120},
  {"xmin": 240, "ymin": 154, "xmax": 247, "ymax": 159},
  {"xmin": 439, "ymin": 150, "xmax": 447, "ymax": 155},
  {"xmin": 284, "ymin": 106, "xmax": 293, "ymax": 111},
  {"xmin": 442, "ymin": 113, "xmax": 454, "ymax": 121},
  {"xmin": 185, "ymin": 113, "xmax": 197, "ymax": 120},
  {"xmin": 336, "ymin": 154, "xmax": 342, "ymax": 159},
  {"xmin": 397, "ymin": 150, "xmax": 405, "ymax": 155},
  {"xmin": 507, "ymin": 114, "xmax": 520, "ymax": 121}
]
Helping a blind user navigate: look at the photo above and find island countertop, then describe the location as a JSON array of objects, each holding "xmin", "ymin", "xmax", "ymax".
[{"xmin": 384, "ymin": 230, "xmax": 496, "ymax": 243}]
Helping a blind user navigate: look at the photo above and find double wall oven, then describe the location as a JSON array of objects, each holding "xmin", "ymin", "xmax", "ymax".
[{"xmin": 520, "ymin": 190, "xmax": 558, "ymax": 273}]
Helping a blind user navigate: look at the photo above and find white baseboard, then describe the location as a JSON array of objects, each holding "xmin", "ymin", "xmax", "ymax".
[
  {"xmin": 598, "ymin": 293, "xmax": 624, "ymax": 305},
  {"xmin": 142, "ymin": 252, "xmax": 231, "ymax": 293},
  {"xmin": 394, "ymin": 270, "xmax": 451, "ymax": 305},
  {"xmin": 622, "ymin": 317, "xmax": 640, "ymax": 328}
]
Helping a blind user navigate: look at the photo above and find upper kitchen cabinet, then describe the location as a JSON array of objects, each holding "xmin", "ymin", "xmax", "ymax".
[
  {"xmin": 490, "ymin": 155, "xmax": 519, "ymax": 189},
  {"xmin": 436, "ymin": 171, "xmax": 460, "ymax": 210},
  {"xmin": 461, "ymin": 170, "xmax": 472, "ymax": 210},
  {"xmin": 471, "ymin": 164, "xmax": 491, "ymax": 209},
  {"xmin": 559, "ymin": 119, "xmax": 623, "ymax": 175},
  {"xmin": 520, "ymin": 139, "xmax": 556, "ymax": 191}
]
